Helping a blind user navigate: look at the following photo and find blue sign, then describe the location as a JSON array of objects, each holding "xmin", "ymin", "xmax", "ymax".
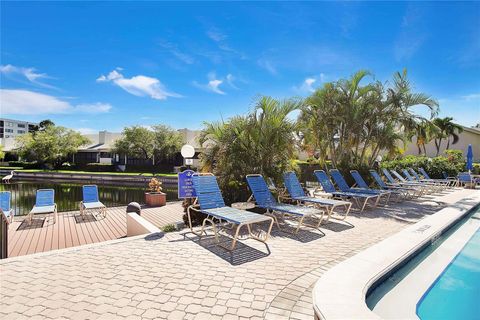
[{"xmin": 178, "ymin": 170, "xmax": 197, "ymax": 198}]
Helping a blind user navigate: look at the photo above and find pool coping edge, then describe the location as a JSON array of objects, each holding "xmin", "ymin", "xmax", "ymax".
[{"xmin": 312, "ymin": 191, "xmax": 480, "ymax": 320}]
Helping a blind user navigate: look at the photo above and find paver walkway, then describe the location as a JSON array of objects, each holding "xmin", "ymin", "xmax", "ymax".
[{"xmin": 0, "ymin": 188, "xmax": 477, "ymax": 320}]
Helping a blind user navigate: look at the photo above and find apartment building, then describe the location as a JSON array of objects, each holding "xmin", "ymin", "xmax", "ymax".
[{"xmin": 0, "ymin": 118, "xmax": 38, "ymax": 151}]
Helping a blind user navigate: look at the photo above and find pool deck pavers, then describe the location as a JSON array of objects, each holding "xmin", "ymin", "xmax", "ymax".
[{"xmin": 1, "ymin": 188, "xmax": 478, "ymax": 320}]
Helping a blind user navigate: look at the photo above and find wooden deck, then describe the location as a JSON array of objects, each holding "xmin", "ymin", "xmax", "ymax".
[{"xmin": 7, "ymin": 202, "xmax": 184, "ymax": 258}]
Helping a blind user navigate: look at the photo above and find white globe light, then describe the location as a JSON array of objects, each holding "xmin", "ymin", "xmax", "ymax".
[{"xmin": 181, "ymin": 144, "xmax": 195, "ymax": 158}]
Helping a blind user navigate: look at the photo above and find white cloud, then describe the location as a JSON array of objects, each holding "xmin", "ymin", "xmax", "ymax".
[
  {"xmin": 226, "ymin": 74, "xmax": 239, "ymax": 89},
  {"xmin": 258, "ymin": 58, "xmax": 278, "ymax": 75},
  {"xmin": 394, "ymin": 5, "xmax": 427, "ymax": 61},
  {"xmin": 293, "ymin": 74, "xmax": 326, "ymax": 93},
  {"xmin": 207, "ymin": 79, "xmax": 225, "ymax": 95},
  {"xmin": 158, "ymin": 40, "xmax": 195, "ymax": 65},
  {"xmin": 435, "ymin": 93, "xmax": 480, "ymax": 127},
  {"xmin": 0, "ymin": 89, "xmax": 112, "ymax": 115},
  {"xmin": 74, "ymin": 102, "xmax": 112, "ymax": 113},
  {"xmin": 97, "ymin": 69, "xmax": 181, "ymax": 100},
  {"xmin": 0, "ymin": 64, "xmax": 57, "ymax": 89},
  {"xmin": 207, "ymin": 28, "xmax": 227, "ymax": 42},
  {"xmin": 75, "ymin": 128, "xmax": 98, "ymax": 135},
  {"xmin": 462, "ymin": 93, "xmax": 480, "ymax": 101},
  {"xmin": 205, "ymin": 27, "xmax": 246, "ymax": 59},
  {"xmin": 193, "ymin": 72, "xmax": 227, "ymax": 95},
  {"xmin": 1, "ymin": 89, "xmax": 70, "ymax": 114}
]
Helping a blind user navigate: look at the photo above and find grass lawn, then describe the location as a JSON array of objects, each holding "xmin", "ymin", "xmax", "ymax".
[{"xmin": 0, "ymin": 167, "xmax": 177, "ymax": 177}]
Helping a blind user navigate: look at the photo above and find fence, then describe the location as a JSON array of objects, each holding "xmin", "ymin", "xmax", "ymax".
[{"xmin": 0, "ymin": 211, "xmax": 7, "ymax": 259}]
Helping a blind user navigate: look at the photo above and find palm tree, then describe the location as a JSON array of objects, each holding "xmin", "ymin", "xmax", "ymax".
[
  {"xmin": 299, "ymin": 69, "xmax": 438, "ymax": 168},
  {"xmin": 412, "ymin": 120, "xmax": 438, "ymax": 155},
  {"xmin": 198, "ymin": 96, "xmax": 300, "ymax": 202},
  {"xmin": 432, "ymin": 117, "xmax": 464, "ymax": 155}
]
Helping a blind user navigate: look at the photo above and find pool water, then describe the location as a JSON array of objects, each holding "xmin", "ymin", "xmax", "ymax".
[{"xmin": 417, "ymin": 226, "xmax": 480, "ymax": 320}]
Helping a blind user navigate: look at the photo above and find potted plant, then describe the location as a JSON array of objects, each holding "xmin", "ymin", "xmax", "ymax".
[{"xmin": 145, "ymin": 178, "xmax": 166, "ymax": 207}]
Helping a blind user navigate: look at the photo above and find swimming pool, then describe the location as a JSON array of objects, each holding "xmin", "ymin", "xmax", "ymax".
[
  {"xmin": 367, "ymin": 205, "xmax": 480, "ymax": 319},
  {"xmin": 417, "ymin": 225, "xmax": 479, "ymax": 319}
]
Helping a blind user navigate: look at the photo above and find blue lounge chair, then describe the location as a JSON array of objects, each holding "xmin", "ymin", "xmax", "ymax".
[
  {"xmin": 313, "ymin": 170, "xmax": 379, "ymax": 211},
  {"xmin": 188, "ymin": 173, "xmax": 274, "ymax": 250},
  {"xmin": 283, "ymin": 171, "xmax": 351, "ymax": 221},
  {"xmin": 80, "ymin": 185, "xmax": 106, "ymax": 218},
  {"xmin": 389, "ymin": 169, "xmax": 431, "ymax": 191},
  {"xmin": 457, "ymin": 172, "xmax": 480, "ymax": 189},
  {"xmin": 401, "ymin": 169, "xmax": 439, "ymax": 192},
  {"xmin": 408, "ymin": 168, "xmax": 448, "ymax": 190},
  {"xmin": 369, "ymin": 170, "xmax": 420, "ymax": 198},
  {"xmin": 330, "ymin": 169, "xmax": 390, "ymax": 204},
  {"xmin": 350, "ymin": 170, "xmax": 401, "ymax": 202},
  {"xmin": 0, "ymin": 191, "xmax": 14, "ymax": 223},
  {"xmin": 27, "ymin": 189, "xmax": 57, "ymax": 224},
  {"xmin": 246, "ymin": 174, "xmax": 326, "ymax": 234},
  {"xmin": 418, "ymin": 168, "xmax": 455, "ymax": 187},
  {"xmin": 382, "ymin": 168, "xmax": 426, "ymax": 195}
]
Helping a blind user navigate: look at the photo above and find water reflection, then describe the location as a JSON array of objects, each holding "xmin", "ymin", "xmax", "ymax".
[{"xmin": 0, "ymin": 181, "xmax": 178, "ymax": 216}]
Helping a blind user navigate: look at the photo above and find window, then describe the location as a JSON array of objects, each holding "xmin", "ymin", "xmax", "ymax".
[
  {"xmin": 17, "ymin": 130, "xmax": 25, "ymax": 134},
  {"xmin": 17, "ymin": 124, "xmax": 26, "ymax": 128},
  {"xmin": 6, "ymin": 122, "xmax": 13, "ymax": 127},
  {"xmin": 5, "ymin": 129, "xmax": 14, "ymax": 133}
]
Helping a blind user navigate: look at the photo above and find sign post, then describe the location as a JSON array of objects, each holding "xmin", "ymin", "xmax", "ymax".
[
  {"xmin": 181, "ymin": 144, "xmax": 195, "ymax": 168},
  {"xmin": 178, "ymin": 169, "xmax": 196, "ymax": 199},
  {"xmin": 178, "ymin": 144, "xmax": 197, "ymax": 199}
]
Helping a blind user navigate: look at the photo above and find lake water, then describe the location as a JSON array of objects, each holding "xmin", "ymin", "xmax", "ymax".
[{"xmin": 0, "ymin": 181, "xmax": 179, "ymax": 216}]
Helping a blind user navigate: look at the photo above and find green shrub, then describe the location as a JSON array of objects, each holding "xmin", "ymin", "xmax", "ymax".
[
  {"xmin": 182, "ymin": 198, "xmax": 206, "ymax": 227},
  {"xmin": 84, "ymin": 163, "xmax": 116, "ymax": 172},
  {"xmin": 290, "ymin": 159, "xmax": 334, "ymax": 184},
  {"xmin": 335, "ymin": 161, "xmax": 373, "ymax": 186},
  {"xmin": 178, "ymin": 165, "xmax": 198, "ymax": 172},
  {"xmin": 8, "ymin": 161, "xmax": 40, "ymax": 169},
  {"xmin": 381, "ymin": 152, "xmax": 465, "ymax": 179},
  {"xmin": 473, "ymin": 163, "xmax": 480, "ymax": 175},
  {"xmin": 161, "ymin": 224, "xmax": 176, "ymax": 232}
]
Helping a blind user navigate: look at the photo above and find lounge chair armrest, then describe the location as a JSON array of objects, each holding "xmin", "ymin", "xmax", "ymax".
[{"xmin": 278, "ymin": 194, "xmax": 292, "ymax": 203}]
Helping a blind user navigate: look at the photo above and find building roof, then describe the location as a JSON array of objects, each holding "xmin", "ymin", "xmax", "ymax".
[{"xmin": 78, "ymin": 131, "xmax": 122, "ymax": 152}]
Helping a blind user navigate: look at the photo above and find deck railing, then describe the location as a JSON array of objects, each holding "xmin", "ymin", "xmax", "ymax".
[
  {"xmin": 1, "ymin": 180, "xmax": 179, "ymax": 216},
  {"xmin": 0, "ymin": 210, "xmax": 8, "ymax": 259}
]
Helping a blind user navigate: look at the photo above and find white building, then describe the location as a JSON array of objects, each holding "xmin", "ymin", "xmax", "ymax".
[
  {"xmin": 75, "ymin": 128, "xmax": 205, "ymax": 167},
  {"xmin": 403, "ymin": 125, "xmax": 480, "ymax": 161},
  {"xmin": 0, "ymin": 118, "xmax": 38, "ymax": 151}
]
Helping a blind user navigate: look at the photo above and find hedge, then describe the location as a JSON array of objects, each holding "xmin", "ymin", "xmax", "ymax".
[
  {"xmin": 380, "ymin": 152, "xmax": 465, "ymax": 179},
  {"xmin": 8, "ymin": 161, "xmax": 40, "ymax": 169},
  {"xmin": 83, "ymin": 163, "xmax": 117, "ymax": 172}
]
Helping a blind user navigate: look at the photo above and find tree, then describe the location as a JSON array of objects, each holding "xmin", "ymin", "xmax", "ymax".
[
  {"xmin": 0, "ymin": 145, "xmax": 4, "ymax": 161},
  {"xmin": 31, "ymin": 119, "xmax": 55, "ymax": 132},
  {"xmin": 152, "ymin": 125, "xmax": 183, "ymax": 163},
  {"xmin": 113, "ymin": 125, "xmax": 183, "ymax": 165},
  {"xmin": 413, "ymin": 120, "xmax": 438, "ymax": 155},
  {"xmin": 199, "ymin": 96, "xmax": 300, "ymax": 202},
  {"xmin": 16, "ymin": 125, "xmax": 90, "ymax": 167},
  {"xmin": 113, "ymin": 126, "xmax": 155, "ymax": 161},
  {"xmin": 432, "ymin": 117, "xmax": 464, "ymax": 155},
  {"xmin": 299, "ymin": 69, "xmax": 439, "ymax": 169}
]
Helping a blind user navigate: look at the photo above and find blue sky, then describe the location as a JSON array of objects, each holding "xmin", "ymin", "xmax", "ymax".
[{"xmin": 1, "ymin": 1, "xmax": 479, "ymax": 133}]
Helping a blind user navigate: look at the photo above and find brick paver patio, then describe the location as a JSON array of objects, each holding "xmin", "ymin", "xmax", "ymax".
[{"xmin": 1, "ymin": 188, "xmax": 477, "ymax": 320}]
